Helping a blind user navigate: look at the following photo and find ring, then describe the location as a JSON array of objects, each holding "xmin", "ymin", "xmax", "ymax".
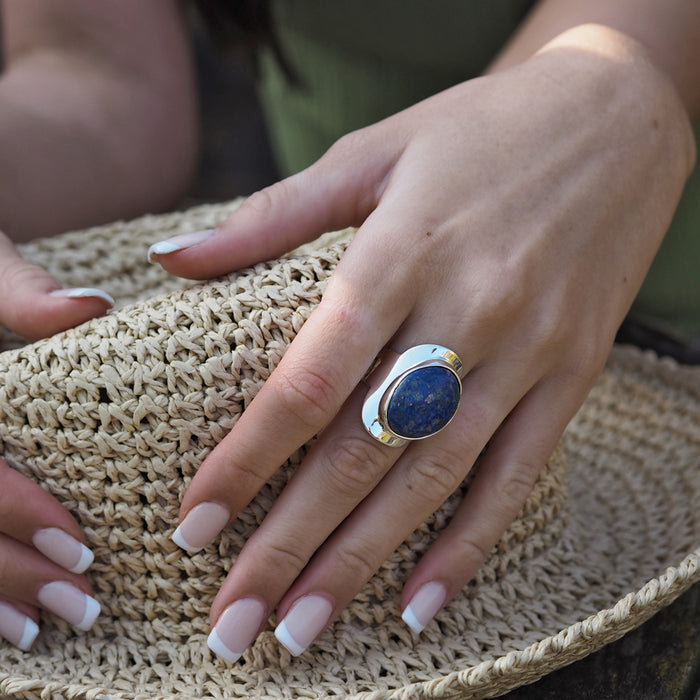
[{"xmin": 362, "ymin": 344, "xmax": 464, "ymax": 447}]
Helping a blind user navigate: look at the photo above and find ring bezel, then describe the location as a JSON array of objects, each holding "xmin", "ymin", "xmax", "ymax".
[{"xmin": 362, "ymin": 344, "xmax": 463, "ymax": 447}]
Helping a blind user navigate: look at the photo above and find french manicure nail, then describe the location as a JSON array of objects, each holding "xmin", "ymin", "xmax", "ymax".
[
  {"xmin": 33, "ymin": 528, "xmax": 95, "ymax": 574},
  {"xmin": 0, "ymin": 601, "xmax": 39, "ymax": 651},
  {"xmin": 49, "ymin": 287, "xmax": 115, "ymax": 306},
  {"xmin": 274, "ymin": 593, "xmax": 334, "ymax": 656},
  {"xmin": 147, "ymin": 229, "xmax": 215, "ymax": 263},
  {"xmin": 37, "ymin": 581, "xmax": 100, "ymax": 631},
  {"xmin": 401, "ymin": 581, "xmax": 447, "ymax": 634},
  {"xmin": 207, "ymin": 597, "xmax": 267, "ymax": 663},
  {"xmin": 171, "ymin": 502, "xmax": 230, "ymax": 553}
]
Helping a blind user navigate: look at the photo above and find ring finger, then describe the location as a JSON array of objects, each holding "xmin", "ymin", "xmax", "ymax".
[
  {"xmin": 268, "ymin": 359, "xmax": 530, "ymax": 655},
  {"xmin": 206, "ymin": 355, "xmax": 523, "ymax": 660}
]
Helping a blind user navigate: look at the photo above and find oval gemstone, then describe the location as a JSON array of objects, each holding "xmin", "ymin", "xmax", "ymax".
[{"xmin": 386, "ymin": 366, "xmax": 461, "ymax": 439}]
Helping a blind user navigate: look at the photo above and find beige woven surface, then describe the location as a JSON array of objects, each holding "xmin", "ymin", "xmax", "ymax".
[{"xmin": 0, "ymin": 201, "xmax": 698, "ymax": 699}]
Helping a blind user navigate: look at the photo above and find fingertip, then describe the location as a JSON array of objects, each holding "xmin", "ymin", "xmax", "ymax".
[
  {"xmin": 48, "ymin": 287, "xmax": 115, "ymax": 307},
  {"xmin": 400, "ymin": 580, "xmax": 447, "ymax": 634},
  {"xmin": 147, "ymin": 229, "xmax": 215, "ymax": 264},
  {"xmin": 15, "ymin": 287, "xmax": 115, "ymax": 341},
  {"xmin": 0, "ymin": 600, "xmax": 40, "ymax": 651},
  {"xmin": 17, "ymin": 616, "xmax": 40, "ymax": 651},
  {"xmin": 32, "ymin": 528, "xmax": 94, "ymax": 574}
]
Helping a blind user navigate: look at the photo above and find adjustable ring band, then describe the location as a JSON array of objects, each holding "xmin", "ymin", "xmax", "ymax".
[{"xmin": 362, "ymin": 344, "xmax": 464, "ymax": 447}]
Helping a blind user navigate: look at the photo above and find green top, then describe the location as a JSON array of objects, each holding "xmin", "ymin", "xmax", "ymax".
[{"xmin": 258, "ymin": 1, "xmax": 700, "ymax": 342}]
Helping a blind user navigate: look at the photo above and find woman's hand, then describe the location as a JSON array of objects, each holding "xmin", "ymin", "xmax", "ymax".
[
  {"xmin": 0, "ymin": 231, "xmax": 113, "ymax": 342},
  {"xmin": 0, "ymin": 234, "xmax": 109, "ymax": 649},
  {"xmin": 150, "ymin": 25, "xmax": 695, "ymax": 660},
  {"xmin": 0, "ymin": 460, "xmax": 99, "ymax": 650}
]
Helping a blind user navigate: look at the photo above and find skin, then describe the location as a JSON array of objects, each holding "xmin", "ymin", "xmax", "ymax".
[
  {"xmin": 0, "ymin": 0, "xmax": 197, "ymax": 633},
  {"xmin": 0, "ymin": 0, "xmax": 698, "ymax": 657},
  {"xmin": 159, "ymin": 20, "xmax": 697, "ymax": 646}
]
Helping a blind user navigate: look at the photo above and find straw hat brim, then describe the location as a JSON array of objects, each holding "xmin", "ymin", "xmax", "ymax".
[{"xmin": 0, "ymin": 200, "xmax": 697, "ymax": 700}]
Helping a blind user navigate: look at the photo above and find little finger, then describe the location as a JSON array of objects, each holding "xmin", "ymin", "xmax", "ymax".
[{"xmin": 399, "ymin": 374, "xmax": 593, "ymax": 633}]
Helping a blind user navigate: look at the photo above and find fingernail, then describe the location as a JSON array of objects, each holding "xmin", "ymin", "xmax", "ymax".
[
  {"xmin": 33, "ymin": 528, "xmax": 94, "ymax": 574},
  {"xmin": 401, "ymin": 581, "xmax": 447, "ymax": 634},
  {"xmin": 37, "ymin": 581, "xmax": 100, "ymax": 631},
  {"xmin": 49, "ymin": 287, "xmax": 115, "ymax": 306},
  {"xmin": 274, "ymin": 593, "xmax": 334, "ymax": 656},
  {"xmin": 207, "ymin": 597, "xmax": 267, "ymax": 663},
  {"xmin": 0, "ymin": 601, "xmax": 39, "ymax": 651},
  {"xmin": 147, "ymin": 229, "xmax": 215, "ymax": 263},
  {"xmin": 171, "ymin": 502, "xmax": 230, "ymax": 553}
]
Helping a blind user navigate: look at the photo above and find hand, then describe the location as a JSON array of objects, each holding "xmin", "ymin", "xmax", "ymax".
[
  {"xmin": 0, "ymin": 231, "xmax": 113, "ymax": 341},
  {"xmin": 0, "ymin": 232, "xmax": 110, "ymax": 649},
  {"xmin": 150, "ymin": 25, "xmax": 694, "ymax": 660},
  {"xmin": 0, "ymin": 459, "xmax": 99, "ymax": 650}
]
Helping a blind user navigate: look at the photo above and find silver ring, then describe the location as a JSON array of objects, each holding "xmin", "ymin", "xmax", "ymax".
[{"xmin": 362, "ymin": 344, "xmax": 464, "ymax": 447}]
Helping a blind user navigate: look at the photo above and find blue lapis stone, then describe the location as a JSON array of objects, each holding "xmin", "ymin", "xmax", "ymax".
[{"xmin": 386, "ymin": 366, "xmax": 461, "ymax": 439}]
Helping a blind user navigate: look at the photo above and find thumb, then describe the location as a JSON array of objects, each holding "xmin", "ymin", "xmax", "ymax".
[
  {"xmin": 0, "ymin": 232, "xmax": 113, "ymax": 342},
  {"xmin": 148, "ymin": 128, "xmax": 402, "ymax": 280}
]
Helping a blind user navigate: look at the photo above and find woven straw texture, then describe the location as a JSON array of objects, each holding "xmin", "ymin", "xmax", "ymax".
[{"xmin": 0, "ymin": 200, "xmax": 698, "ymax": 700}]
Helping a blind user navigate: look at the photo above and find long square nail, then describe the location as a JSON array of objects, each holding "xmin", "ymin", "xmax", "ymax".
[
  {"xmin": 274, "ymin": 593, "xmax": 334, "ymax": 656},
  {"xmin": 171, "ymin": 502, "xmax": 230, "ymax": 553},
  {"xmin": 401, "ymin": 581, "xmax": 447, "ymax": 634},
  {"xmin": 147, "ymin": 229, "xmax": 215, "ymax": 263},
  {"xmin": 37, "ymin": 581, "xmax": 100, "ymax": 631},
  {"xmin": 33, "ymin": 528, "xmax": 94, "ymax": 574},
  {"xmin": 207, "ymin": 597, "xmax": 267, "ymax": 663},
  {"xmin": 0, "ymin": 601, "xmax": 39, "ymax": 651},
  {"xmin": 49, "ymin": 288, "xmax": 115, "ymax": 306}
]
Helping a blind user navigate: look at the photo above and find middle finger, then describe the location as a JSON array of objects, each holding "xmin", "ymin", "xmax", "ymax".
[{"xmin": 204, "ymin": 385, "xmax": 404, "ymax": 662}]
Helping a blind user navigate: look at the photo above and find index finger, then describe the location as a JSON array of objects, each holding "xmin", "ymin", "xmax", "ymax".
[{"xmin": 171, "ymin": 226, "xmax": 412, "ymax": 551}]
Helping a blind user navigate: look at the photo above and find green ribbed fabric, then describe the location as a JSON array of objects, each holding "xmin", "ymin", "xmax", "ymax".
[
  {"xmin": 632, "ymin": 118, "xmax": 700, "ymax": 342},
  {"xmin": 258, "ymin": 0, "xmax": 534, "ymax": 173},
  {"xmin": 258, "ymin": 1, "xmax": 700, "ymax": 341}
]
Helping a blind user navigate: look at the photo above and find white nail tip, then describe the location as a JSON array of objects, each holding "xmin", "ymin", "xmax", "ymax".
[
  {"xmin": 17, "ymin": 618, "xmax": 40, "ymax": 651},
  {"xmin": 401, "ymin": 605, "xmax": 426, "ymax": 634},
  {"xmin": 147, "ymin": 229, "xmax": 215, "ymax": 263},
  {"xmin": 77, "ymin": 595, "xmax": 101, "ymax": 631},
  {"xmin": 147, "ymin": 241, "xmax": 180, "ymax": 262},
  {"xmin": 274, "ymin": 620, "xmax": 306, "ymax": 657},
  {"xmin": 171, "ymin": 526, "xmax": 202, "ymax": 554},
  {"xmin": 207, "ymin": 629, "xmax": 241, "ymax": 663},
  {"xmin": 70, "ymin": 544, "xmax": 95, "ymax": 574},
  {"xmin": 50, "ymin": 287, "xmax": 115, "ymax": 306}
]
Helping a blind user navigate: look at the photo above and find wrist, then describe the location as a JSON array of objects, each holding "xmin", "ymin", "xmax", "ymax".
[{"xmin": 532, "ymin": 24, "xmax": 696, "ymax": 178}]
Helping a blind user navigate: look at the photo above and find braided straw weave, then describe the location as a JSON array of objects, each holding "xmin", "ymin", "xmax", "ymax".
[{"xmin": 0, "ymin": 200, "xmax": 698, "ymax": 699}]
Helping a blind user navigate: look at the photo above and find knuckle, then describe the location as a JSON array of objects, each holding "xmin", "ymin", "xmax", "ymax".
[
  {"xmin": 454, "ymin": 533, "xmax": 492, "ymax": 568},
  {"xmin": 272, "ymin": 364, "xmax": 340, "ymax": 428},
  {"xmin": 330, "ymin": 541, "xmax": 378, "ymax": 581},
  {"xmin": 327, "ymin": 128, "xmax": 373, "ymax": 161},
  {"xmin": 402, "ymin": 447, "xmax": 467, "ymax": 501},
  {"xmin": 321, "ymin": 435, "xmax": 387, "ymax": 498},
  {"xmin": 258, "ymin": 540, "xmax": 309, "ymax": 580},
  {"xmin": 494, "ymin": 459, "xmax": 541, "ymax": 514},
  {"xmin": 242, "ymin": 182, "xmax": 286, "ymax": 220}
]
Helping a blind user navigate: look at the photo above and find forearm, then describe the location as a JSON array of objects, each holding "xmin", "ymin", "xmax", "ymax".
[
  {"xmin": 0, "ymin": 0, "xmax": 199, "ymax": 241},
  {"xmin": 487, "ymin": 0, "xmax": 700, "ymax": 121}
]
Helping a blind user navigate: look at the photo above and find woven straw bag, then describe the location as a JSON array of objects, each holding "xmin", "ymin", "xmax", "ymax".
[{"xmin": 0, "ymin": 200, "xmax": 698, "ymax": 699}]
